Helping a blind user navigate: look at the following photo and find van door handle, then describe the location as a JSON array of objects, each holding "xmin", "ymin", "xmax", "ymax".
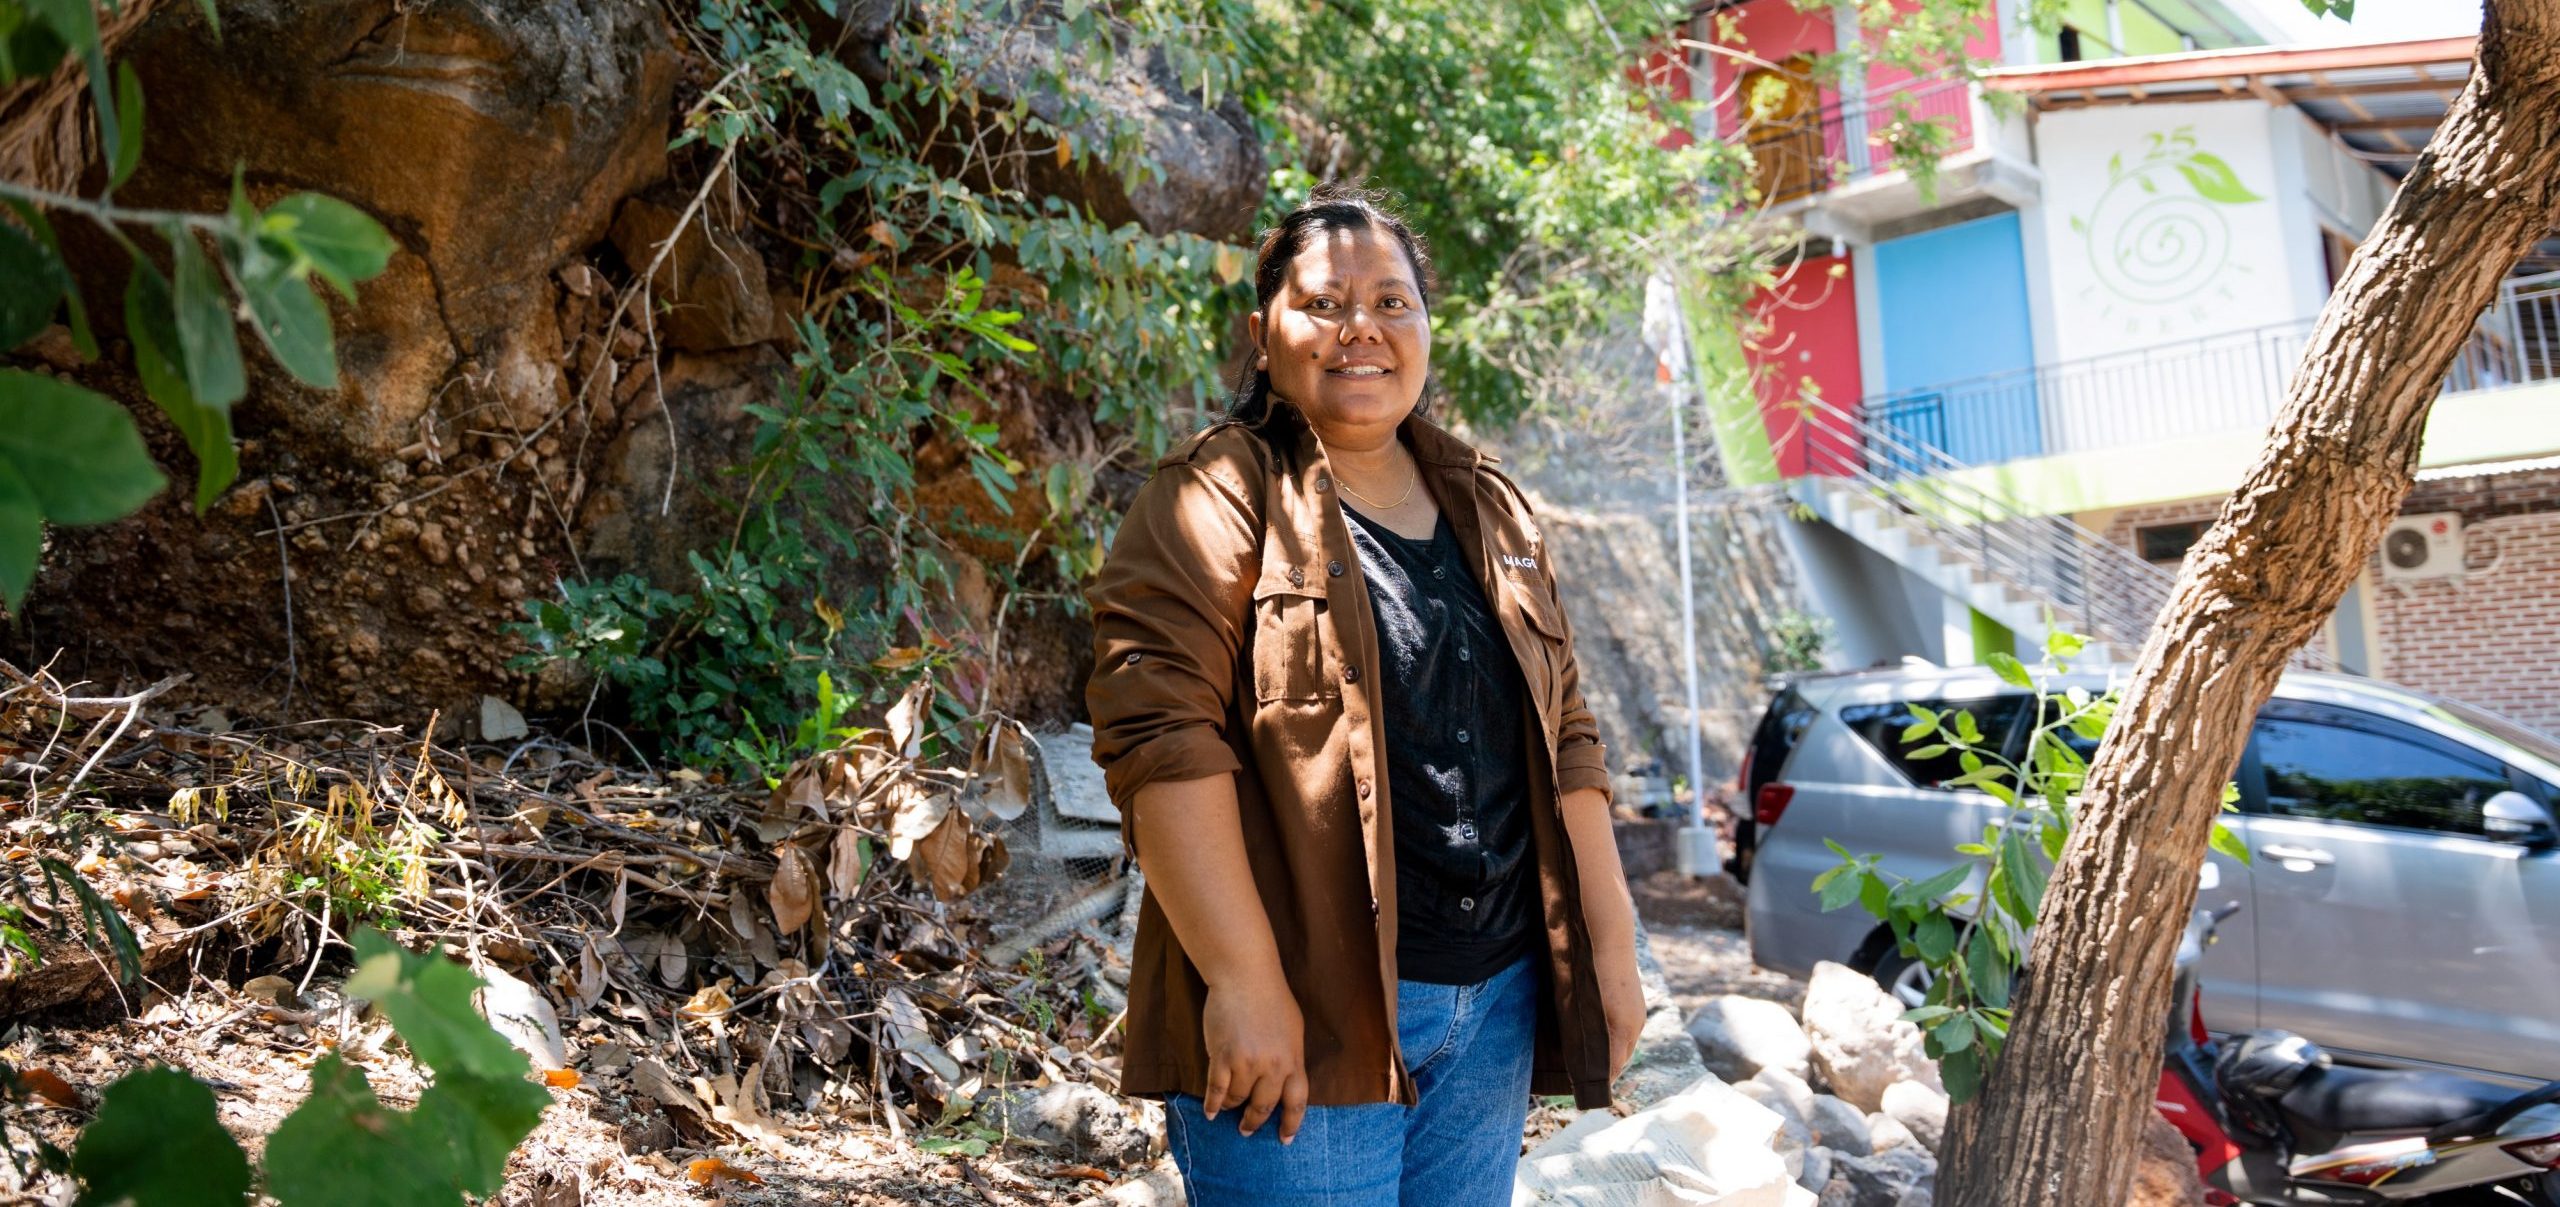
[{"xmin": 2262, "ymin": 844, "xmax": 2335, "ymax": 867}]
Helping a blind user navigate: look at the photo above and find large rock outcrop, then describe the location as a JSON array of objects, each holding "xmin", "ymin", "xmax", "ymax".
[
  {"xmin": 108, "ymin": 0, "xmax": 680, "ymax": 456},
  {"xmin": 14, "ymin": 0, "xmax": 1240, "ymax": 733}
]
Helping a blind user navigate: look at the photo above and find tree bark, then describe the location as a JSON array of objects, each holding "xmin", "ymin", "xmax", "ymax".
[{"xmin": 1937, "ymin": 3, "xmax": 2560, "ymax": 1203}]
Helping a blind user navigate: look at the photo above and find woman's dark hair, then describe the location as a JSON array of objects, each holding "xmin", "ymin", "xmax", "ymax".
[{"xmin": 1225, "ymin": 183, "xmax": 1437, "ymax": 430}]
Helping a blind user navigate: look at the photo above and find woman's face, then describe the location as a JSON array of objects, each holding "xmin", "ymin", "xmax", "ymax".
[{"xmin": 1250, "ymin": 225, "xmax": 1430, "ymax": 436}]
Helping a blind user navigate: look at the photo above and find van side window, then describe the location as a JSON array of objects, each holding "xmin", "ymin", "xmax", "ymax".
[
  {"xmin": 2254, "ymin": 705, "xmax": 2512, "ymax": 837},
  {"xmin": 1839, "ymin": 696, "xmax": 2031, "ymax": 791},
  {"xmin": 1747, "ymin": 688, "xmax": 1821, "ymax": 797}
]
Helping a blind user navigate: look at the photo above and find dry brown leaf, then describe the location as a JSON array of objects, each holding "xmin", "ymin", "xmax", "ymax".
[
  {"xmin": 973, "ymin": 721, "xmax": 1034, "ymax": 824},
  {"xmin": 241, "ymin": 975, "xmax": 300, "ymax": 1009},
  {"xmin": 871, "ymin": 646, "xmax": 928, "ymax": 672},
  {"xmin": 826, "ymin": 825, "xmax": 870, "ymax": 900},
  {"xmin": 884, "ymin": 782, "xmax": 953, "ymax": 861},
  {"xmin": 885, "ymin": 679, "xmax": 930, "ymax": 759},
  {"xmin": 678, "ymin": 979, "xmax": 735, "ymax": 1019},
  {"xmin": 17, "ymin": 1068, "xmax": 81, "ymax": 1109},
  {"xmin": 543, "ymin": 1068, "xmax": 582, "ymax": 1089},
  {"xmin": 767, "ymin": 845, "xmax": 816, "ymax": 936},
  {"xmin": 572, "ymin": 935, "xmax": 607, "ymax": 1009},
  {"xmin": 909, "ymin": 809, "xmax": 982, "ymax": 900},
  {"xmin": 694, "ymin": 1063, "xmax": 789, "ymax": 1143},
  {"xmin": 686, "ymin": 1157, "xmax": 764, "ymax": 1187}
]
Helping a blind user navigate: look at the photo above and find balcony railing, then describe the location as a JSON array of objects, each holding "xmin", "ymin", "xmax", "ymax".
[
  {"xmin": 1854, "ymin": 268, "xmax": 2560, "ymax": 464},
  {"xmin": 1743, "ymin": 79, "xmax": 1973, "ymax": 204}
]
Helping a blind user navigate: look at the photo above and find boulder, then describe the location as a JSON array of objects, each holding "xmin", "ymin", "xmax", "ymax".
[
  {"xmin": 608, "ymin": 196, "xmax": 776, "ymax": 352},
  {"xmin": 1806, "ymin": 1094, "xmax": 1874, "ymax": 1157},
  {"xmin": 1832, "ymin": 1146, "xmax": 1936, "ymax": 1207},
  {"xmin": 1802, "ymin": 962, "xmax": 1944, "ymax": 1113},
  {"xmin": 1750, "ymin": 1066, "xmax": 1822, "ymax": 1127},
  {"xmin": 1687, "ymin": 994, "xmax": 1813, "ymax": 1082},
  {"xmin": 1866, "ymin": 1112, "xmax": 1920, "ymax": 1155},
  {"xmin": 1798, "ymin": 1145, "xmax": 1834, "ymax": 1194},
  {"xmin": 2131, "ymin": 1112, "xmax": 2209, "ymax": 1207},
  {"xmin": 996, "ymin": 1082, "xmax": 1149, "ymax": 1166},
  {"xmin": 1880, "ymin": 1080, "xmax": 1949, "ymax": 1154},
  {"xmin": 111, "ymin": 0, "xmax": 679, "ymax": 454}
]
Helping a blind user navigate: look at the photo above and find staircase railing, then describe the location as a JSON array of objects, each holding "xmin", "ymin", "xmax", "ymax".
[{"xmin": 1771, "ymin": 390, "xmax": 2337, "ymax": 672}]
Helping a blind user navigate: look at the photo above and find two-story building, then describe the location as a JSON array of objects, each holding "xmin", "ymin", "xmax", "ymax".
[{"xmin": 1682, "ymin": 1, "xmax": 2560, "ymax": 733}]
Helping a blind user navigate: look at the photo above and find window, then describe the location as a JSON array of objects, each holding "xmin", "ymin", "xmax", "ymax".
[
  {"xmin": 2057, "ymin": 25, "xmax": 2085, "ymax": 62},
  {"xmin": 1746, "ymin": 687, "xmax": 1821, "ymax": 796},
  {"xmin": 2252, "ymin": 707, "xmax": 2512, "ymax": 837},
  {"xmin": 2136, "ymin": 520, "xmax": 2207, "ymax": 566},
  {"xmin": 1840, "ymin": 695, "xmax": 2032, "ymax": 790}
]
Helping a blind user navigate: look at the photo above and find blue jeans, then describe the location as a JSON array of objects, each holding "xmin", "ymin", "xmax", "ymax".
[{"xmin": 1165, "ymin": 953, "xmax": 1538, "ymax": 1206}]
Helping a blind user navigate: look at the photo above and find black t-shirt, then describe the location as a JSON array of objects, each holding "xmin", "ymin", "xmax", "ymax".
[{"xmin": 1341, "ymin": 506, "xmax": 1540, "ymax": 986}]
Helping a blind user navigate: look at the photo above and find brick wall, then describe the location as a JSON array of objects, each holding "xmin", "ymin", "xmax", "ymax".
[
  {"xmin": 2089, "ymin": 468, "xmax": 2560, "ymax": 736},
  {"xmin": 2367, "ymin": 468, "xmax": 2560, "ymax": 734}
]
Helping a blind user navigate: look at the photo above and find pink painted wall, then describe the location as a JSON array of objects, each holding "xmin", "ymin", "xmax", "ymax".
[
  {"xmin": 1702, "ymin": 0, "xmax": 1987, "ymax": 156},
  {"xmin": 1745, "ymin": 251, "xmax": 1864, "ymax": 477},
  {"xmin": 1631, "ymin": 39, "xmax": 1696, "ymax": 150}
]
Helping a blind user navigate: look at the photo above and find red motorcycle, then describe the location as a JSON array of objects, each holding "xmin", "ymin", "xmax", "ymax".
[{"xmin": 2157, "ymin": 903, "xmax": 2560, "ymax": 1204}]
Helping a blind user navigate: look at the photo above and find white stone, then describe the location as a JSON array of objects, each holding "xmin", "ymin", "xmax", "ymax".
[
  {"xmin": 1687, "ymin": 995, "xmax": 1814, "ymax": 1082},
  {"xmin": 1511, "ymin": 1074, "xmax": 1816, "ymax": 1206},
  {"xmin": 1800, "ymin": 963, "xmax": 1944, "ymax": 1113},
  {"xmin": 1865, "ymin": 1113, "xmax": 1919, "ymax": 1155},
  {"xmin": 999, "ymin": 1082, "xmax": 1149, "ymax": 1166},
  {"xmin": 1879, "ymin": 1081, "xmax": 1949, "ymax": 1154},
  {"xmin": 1806, "ymin": 1095, "xmax": 1874, "ymax": 1157},
  {"xmin": 1750, "ymin": 1066, "xmax": 1821, "ymax": 1126}
]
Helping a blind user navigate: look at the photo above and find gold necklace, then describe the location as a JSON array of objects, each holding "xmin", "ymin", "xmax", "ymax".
[{"xmin": 1337, "ymin": 460, "xmax": 1418, "ymax": 510}]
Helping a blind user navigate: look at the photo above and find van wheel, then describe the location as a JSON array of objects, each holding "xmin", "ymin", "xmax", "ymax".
[{"xmin": 1870, "ymin": 950, "xmax": 1933, "ymax": 1009}]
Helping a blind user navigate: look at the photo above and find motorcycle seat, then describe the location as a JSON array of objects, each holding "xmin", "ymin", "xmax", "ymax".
[{"xmin": 2277, "ymin": 1063, "xmax": 2515, "ymax": 1135}]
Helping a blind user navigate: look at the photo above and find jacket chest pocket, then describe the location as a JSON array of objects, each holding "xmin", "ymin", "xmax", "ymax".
[
  {"xmin": 1249, "ymin": 570, "xmax": 1337, "ymax": 703},
  {"xmin": 1509, "ymin": 576, "xmax": 1570, "ymax": 715}
]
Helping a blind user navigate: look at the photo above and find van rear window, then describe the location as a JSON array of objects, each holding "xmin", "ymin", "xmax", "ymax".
[{"xmin": 1838, "ymin": 695, "xmax": 2031, "ymax": 790}]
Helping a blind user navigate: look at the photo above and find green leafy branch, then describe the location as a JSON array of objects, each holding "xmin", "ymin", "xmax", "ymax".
[
  {"xmin": 70, "ymin": 928, "xmax": 554, "ymax": 1207},
  {"xmin": 1814, "ymin": 630, "xmax": 2249, "ymax": 1102},
  {"xmin": 0, "ymin": 0, "xmax": 396, "ymax": 611}
]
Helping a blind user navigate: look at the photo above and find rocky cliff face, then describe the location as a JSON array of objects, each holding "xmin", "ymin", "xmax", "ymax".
[
  {"xmin": 13, "ymin": 0, "xmax": 1262, "ymax": 735},
  {"xmin": 1532, "ymin": 494, "xmax": 1805, "ymax": 791}
]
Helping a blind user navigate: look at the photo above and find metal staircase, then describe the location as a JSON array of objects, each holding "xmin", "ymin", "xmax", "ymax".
[{"xmin": 1769, "ymin": 391, "xmax": 2333, "ymax": 672}]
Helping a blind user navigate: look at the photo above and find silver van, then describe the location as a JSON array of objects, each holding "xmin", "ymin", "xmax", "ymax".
[{"xmin": 1739, "ymin": 664, "xmax": 2560, "ymax": 1087}]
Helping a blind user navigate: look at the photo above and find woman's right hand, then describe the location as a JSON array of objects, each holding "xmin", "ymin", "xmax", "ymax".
[{"xmin": 1200, "ymin": 974, "xmax": 1309, "ymax": 1144}]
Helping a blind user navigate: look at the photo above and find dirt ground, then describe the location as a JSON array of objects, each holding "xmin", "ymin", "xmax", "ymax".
[
  {"xmin": 1627, "ymin": 869, "xmax": 1808, "ymax": 1020},
  {"xmin": 0, "ymin": 869, "xmax": 1798, "ymax": 1206}
]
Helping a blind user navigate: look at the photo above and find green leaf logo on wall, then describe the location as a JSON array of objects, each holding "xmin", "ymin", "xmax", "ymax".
[{"xmin": 2067, "ymin": 125, "xmax": 2266, "ymax": 307}]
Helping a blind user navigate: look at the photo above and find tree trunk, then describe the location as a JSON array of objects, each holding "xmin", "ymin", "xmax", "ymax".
[{"xmin": 1936, "ymin": 3, "xmax": 2560, "ymax": 1203}]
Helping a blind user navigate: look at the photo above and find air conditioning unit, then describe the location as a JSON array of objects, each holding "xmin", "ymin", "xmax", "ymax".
[{"xmin": 2381, "ymin": 512, "xmax": 2464, "ymax": 581}]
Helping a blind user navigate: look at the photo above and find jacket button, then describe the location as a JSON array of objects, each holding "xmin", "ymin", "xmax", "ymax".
[
  {"xmin": 1124, "ymin": 652, "xmax": 1141, "ymax": 665},
  {"xmin": 1343, "ymin": 664, "xmax": 1361, "ymax": 684},
  {"xmin": 1327, "ymin": 560, "xmax": 1345, "ymax": 577},
  {"xmin": 1357, "ymin": 779, "xmax": 1372, "ymax": 799},
  {"xmin": 1289, "ymin": 566, "xmax": 1306, "ymax": 588},
  {"xmin": 1456, "ymin": 728, "xmax": 1471, "ymax": 744}
]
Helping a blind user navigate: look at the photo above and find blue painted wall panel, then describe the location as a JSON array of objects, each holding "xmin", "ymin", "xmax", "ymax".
[{"xmin": 1873, "ymin": 212, "xmax": 2042, "ymax": 465}]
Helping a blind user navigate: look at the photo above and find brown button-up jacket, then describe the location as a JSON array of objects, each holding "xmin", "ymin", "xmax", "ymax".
[{"xmin": 1084, "ymin": 405, "xmax": 1617, "ymax": 1111}]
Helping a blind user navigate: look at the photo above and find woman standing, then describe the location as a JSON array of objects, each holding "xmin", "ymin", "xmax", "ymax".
[{"xmin": 1084, "ymin": 185, "xmax": 1645, "ymax": 1205}]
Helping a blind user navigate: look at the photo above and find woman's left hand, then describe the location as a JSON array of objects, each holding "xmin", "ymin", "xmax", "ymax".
[
  {"xmin": 1559, "ymin": 786, "xmax": 1648, "ymax": 1082},
  {"xmin": 1594, "ymin": 913, "xmax": 1646, "ymax": 1080}
]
